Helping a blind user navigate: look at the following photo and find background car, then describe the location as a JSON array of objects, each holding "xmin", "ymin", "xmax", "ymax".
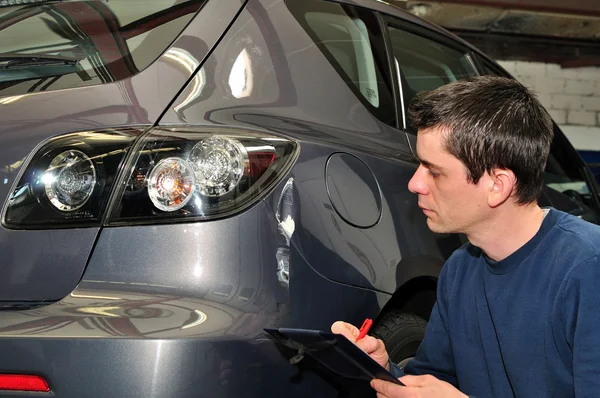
[
  {"xmin": 0, "ymin": 0, "xmax": 599, "ymax": 397},
  {"xmin": 579, "ymin": 150, "xmax": 600, "ymax": 184}
]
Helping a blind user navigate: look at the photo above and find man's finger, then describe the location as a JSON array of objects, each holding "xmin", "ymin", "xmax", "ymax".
[
  {"xmin": 356, "ymin": 336, "xmax": 386, "ymax": 357},
  {"xmin": 355, "ymin": 335, "xmax": 377, "ymax": 352},
  {"xmin": 371, "ymin": 379, "xmax": 407, "ymax": 397},
  {"xmin": 330, "ymin": 321, "xmax": 358, "ymax": 341}
]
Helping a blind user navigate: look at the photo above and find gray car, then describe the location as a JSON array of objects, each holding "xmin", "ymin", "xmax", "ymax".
[{"xmin": 0, "ymin": 0, "xmax": 599, "ymax": 397}]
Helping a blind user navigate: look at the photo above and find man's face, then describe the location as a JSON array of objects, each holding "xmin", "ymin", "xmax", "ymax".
[{"xmin": 408, "ymin": 126, "xmax": 490, "ymax": 234}]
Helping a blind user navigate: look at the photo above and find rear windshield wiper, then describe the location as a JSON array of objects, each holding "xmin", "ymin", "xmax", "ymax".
[
  {"xmin": 0, "ymin": 53, "xmax": 78, "ymax": 69},
  {"xmin": 0, "ymin": 0, "xmax": 62, "ymax": 7}
]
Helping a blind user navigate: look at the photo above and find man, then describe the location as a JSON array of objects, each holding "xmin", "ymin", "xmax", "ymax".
[{"xmin": 332, "ymin": 76, "xmax": 600, "ymax": 397}]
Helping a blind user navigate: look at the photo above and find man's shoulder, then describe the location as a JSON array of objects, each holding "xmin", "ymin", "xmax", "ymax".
[{"xmin": 550, "ymin": 209, "xmax": 600, "ymax": 259}]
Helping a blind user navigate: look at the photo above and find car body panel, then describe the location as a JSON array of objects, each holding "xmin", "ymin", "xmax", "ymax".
[
  {"xmin": 0, "ymin": 201, "xmax": 390, "ymax": 397},
  {"xmin": 266, "ymin": 140, "xmax": 457, "ymax": 293},
  {"xmin": 160, "ymin": 0, "xmax": 411, "ymax": 158},
  {"xmin": 160, "ymin": 0, "xmax": 458, "ymax": 293},
  {"xmin": 82, "ymin": 201, "xmax": 288, "ymax": 317},
  {"xmin": 0, "ymin": 0, "xmax": 245, "ymax": 302}
]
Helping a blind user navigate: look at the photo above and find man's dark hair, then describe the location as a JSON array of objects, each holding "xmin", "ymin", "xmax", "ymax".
[{"xmin": 409, "ymin": 76, "xmax": 554, "ymax": 204}]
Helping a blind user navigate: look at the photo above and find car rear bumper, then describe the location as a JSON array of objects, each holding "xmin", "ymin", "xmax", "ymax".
[{"xmin": 0, "ymin": 286, "xmax": 372, "ymax": 398}]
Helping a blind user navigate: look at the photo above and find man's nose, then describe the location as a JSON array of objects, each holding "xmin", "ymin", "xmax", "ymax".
[{"xmin": 408, "ymin": 165, "xmax": 429, "ymax": 195}]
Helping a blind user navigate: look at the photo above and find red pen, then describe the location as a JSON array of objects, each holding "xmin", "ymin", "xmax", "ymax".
[{"xmin": 356, "ymin": 318, "xmax": 373, "ymax": 341}]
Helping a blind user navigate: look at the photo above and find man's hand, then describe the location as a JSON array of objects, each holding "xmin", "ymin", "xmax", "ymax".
[
  {"xmin": 371, "ymin": 375, "xmax": 468, "ymax": 398},
  {"xmin": 330, "ymin": 321, "xmax": 390, "ymax": 370}
]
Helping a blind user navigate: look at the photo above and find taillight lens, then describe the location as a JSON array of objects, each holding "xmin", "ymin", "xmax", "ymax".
[
  {"xmin": 107, "ymin": 127, "xmax": 298, "ymax": 224},
  {"xmin": 3, "ymin": 129, "xmax": 140, "ymax": 229},
  {"xmin": 147, "ymin": 157, "xmax": 196, "ymax": 211},
  {"xmin": 44, "ymin": 149, "xmax": 97, "ymax": 211},
  {"xmin": 2, "ymin": 126, "xmax": 297, "ymax": 228}
]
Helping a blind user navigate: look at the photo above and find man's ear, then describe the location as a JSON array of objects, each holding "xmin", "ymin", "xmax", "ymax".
[{"xmin": 488, "ymin": 168, "xmax": 516, "ymax": 208}]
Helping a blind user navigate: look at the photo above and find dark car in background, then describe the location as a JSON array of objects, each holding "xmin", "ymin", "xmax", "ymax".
[
  {"xmin": 0, "ymin": 0, "xmax": 599, "ymax": 396},
  {"xmin": 579, "ymin": 151, "xmax": 600, "ymax": 184}
]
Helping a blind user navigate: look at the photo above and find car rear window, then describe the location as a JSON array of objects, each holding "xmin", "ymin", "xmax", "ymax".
[
  {"xmin": 287, "ymin": 0, "xmax": 397, "ymax": 128},
  {"xmin": 0, "ymin": 0, "xmax": 206, "ymax": 96},
  {"xmin": 386, "ymin": 24, "xmax": 476, "ymax": 116}
]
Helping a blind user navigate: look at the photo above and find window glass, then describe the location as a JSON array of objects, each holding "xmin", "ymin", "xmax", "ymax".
[
  {"xmin": 386, "ymin": 24, "xmax": 476, "ymax": 127},
  {"xmin": 287, "ymin": 0, "xmax": 396, "ymax": 127},
  {"xmin": 543, "ymin": 126, "xmax": 600, "ymax": 223},
  {"xmin": 473, "ymin": 54, "xmax": 511, "ymax": 77},
  {"xmin": 0, "ymin": 0, "xmax": 206, "ymax": 96},
  {"xmin": 579, "ymin": 151, "xmax": 600, "ymax": 184},
  {"xmin": 478, "ymin": 59, "xmax": 501, "ymax": 76}
]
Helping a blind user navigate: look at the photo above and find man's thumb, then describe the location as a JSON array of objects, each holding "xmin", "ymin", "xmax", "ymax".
[{"xmin": 330, "ymin": 321, "xmax": 356, "ymax": 342}]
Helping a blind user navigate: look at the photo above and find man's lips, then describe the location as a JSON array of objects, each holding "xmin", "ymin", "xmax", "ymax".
[{"xmin": 419, "ymin": 205, "xmax": 433, "ymax": 214}]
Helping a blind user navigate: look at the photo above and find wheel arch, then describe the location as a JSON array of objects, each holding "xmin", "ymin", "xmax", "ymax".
[{"xmin": 376, "ymin": 254, "xmax": 446, "ymax": 323}]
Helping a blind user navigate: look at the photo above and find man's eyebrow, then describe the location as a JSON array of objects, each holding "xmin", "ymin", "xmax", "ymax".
[{"xmin": 418, "ymin": 157, "xmax": 444, "ymax": 170}]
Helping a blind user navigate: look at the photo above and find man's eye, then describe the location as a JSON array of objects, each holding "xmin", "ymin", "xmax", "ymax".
[{"xmin": 429, "ymin": 170, "xmax": 440, "ymax": 178}]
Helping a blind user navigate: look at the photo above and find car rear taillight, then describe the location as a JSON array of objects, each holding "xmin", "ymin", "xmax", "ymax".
[
  {"xmin": 2, "ymin": 128, "xmax": 141, "ymax": 229},
  {"xmin": 106, "ymin": 127, "xmax": 298, "ymax": 224},
  {"xmin": 2, "ymin": 126, "xmax": 298, "ymax": 229},
  {"xmin": 0, "ymin": 374, "xmax": 50, "ymax": 392}
]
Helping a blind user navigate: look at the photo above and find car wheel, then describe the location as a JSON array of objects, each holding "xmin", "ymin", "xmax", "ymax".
[{"xmin": 371, "ymin": 311, "xmax": 427, "ymax": 368}]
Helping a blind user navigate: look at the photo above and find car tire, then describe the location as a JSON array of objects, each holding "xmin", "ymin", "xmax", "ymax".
[{"xmin": 371, "ymin": 311, "xmax": 427, "ymax": 369}]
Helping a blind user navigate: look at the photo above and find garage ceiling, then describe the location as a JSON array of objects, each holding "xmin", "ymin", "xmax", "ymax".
[
  {"xmin": 399, "ymin": 0, "xmax": 600, "ymax": 66},
  {"xmin": 410, "ymin": 0, "xmax": 600, "ymax": 17}
]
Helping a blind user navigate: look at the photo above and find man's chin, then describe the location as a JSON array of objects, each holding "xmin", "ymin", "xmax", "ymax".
[{"xmin": 426, "ymin": 218, "xmax": 453, "ymax": 234}]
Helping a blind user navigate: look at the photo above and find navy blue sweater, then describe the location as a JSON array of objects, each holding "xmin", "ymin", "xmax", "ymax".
[{"xmin": 391, "ymin": 208, "xmax": 600, "ymax": 397}]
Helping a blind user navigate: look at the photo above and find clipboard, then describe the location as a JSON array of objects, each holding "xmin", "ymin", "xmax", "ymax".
[{"xmin": 264, "ymin": 328, "xmax": 404, "ymax": 386}]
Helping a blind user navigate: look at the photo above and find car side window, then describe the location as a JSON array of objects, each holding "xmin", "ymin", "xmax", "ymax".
[
  {"xmin": 385, "ymin": 23, "xmax": 477, "ymax": 130},
  {"xmin": 543, "ymin": 126, "xmax": 600, "ymax": 223},
  {"xmin": 478, "ymin": 61, "xmax": 500, "ymax": 77},
  {"xmin": 473, "ymin": 54, "xmax": 507, "ymax": 77},
  {"xmin": 287, "ymin": 0, "xmax": 396, "ymax": 127}
]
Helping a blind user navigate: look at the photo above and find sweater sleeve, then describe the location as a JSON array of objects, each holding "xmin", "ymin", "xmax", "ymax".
[
  {"xmin": 402, "ymin": 263, "xmax": 458, "ymax": 386},
  {"xmin": 562, "ymin": 255, "xmax": 600, "ymax": 398},
  {"xmin": 389, "ymin": 360, "xmax": 404, "ymax": 378}
]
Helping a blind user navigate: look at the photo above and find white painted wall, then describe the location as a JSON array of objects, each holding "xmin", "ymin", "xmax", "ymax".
[{"xmin": 496, "ymin": 60, "xmax": 600, "ymax": 151}]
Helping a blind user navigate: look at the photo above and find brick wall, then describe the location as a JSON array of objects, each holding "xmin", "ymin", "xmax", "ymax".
[{"xmin": 496, "ymin": 60, "xmax": 600, "ymax": 151}]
